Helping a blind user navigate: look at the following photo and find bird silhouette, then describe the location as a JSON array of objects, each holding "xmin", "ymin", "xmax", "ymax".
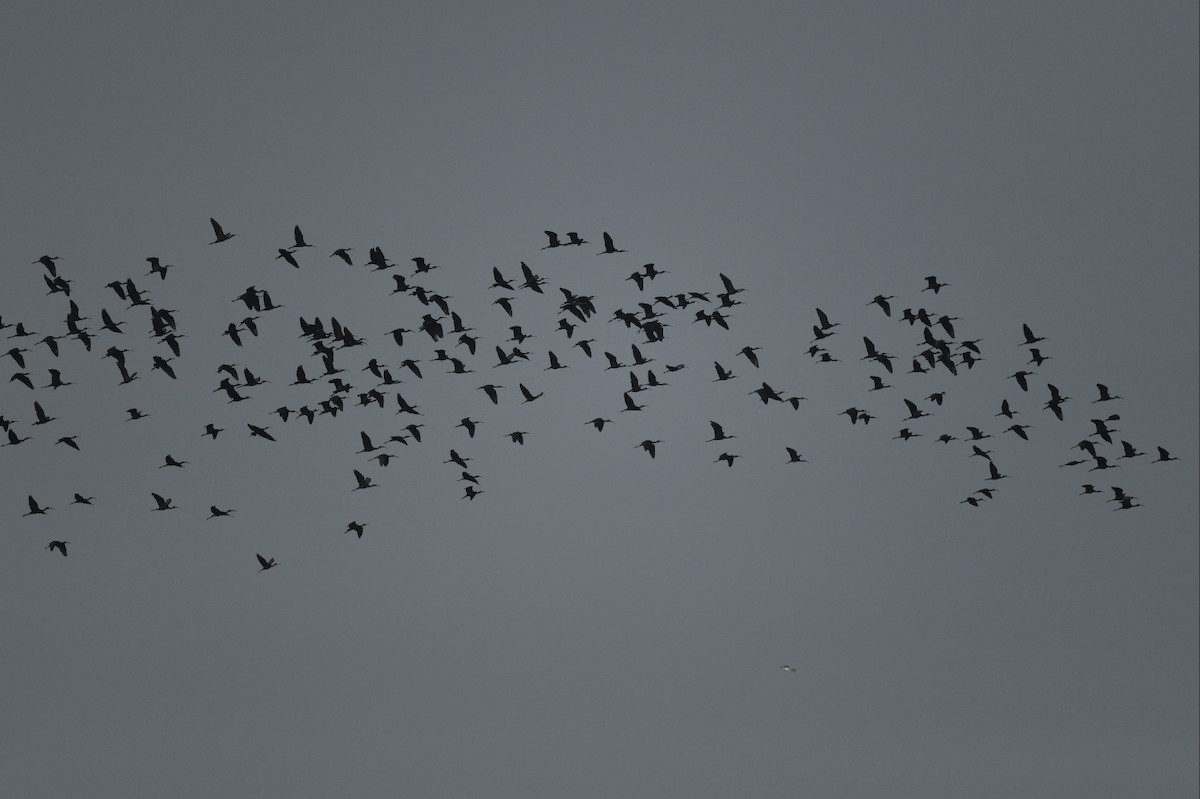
[
  {"xmin": 598, "ymin": 232, "xmax": 626, "ymax": 254},
  {"xmin": 636, "ymin": 440, "xmax": 663, "ymax": 458},
  {"xmin": 209, "ymin": 218, "xmax": 236, "ymax": 244},
  {"xmin": 256, "ymin": 554, "xmax": 278, "ymax": 571},
  {"xmin": 151, "ymin": 493, "xmax": 176, "ymax": 511},
  {"xmin": 45, "ymin": 541, "xmax": 69, "ymax": 556},
  {"xmin": 23, "ymin": 496, "xmax": 52, "ymax": 516}
]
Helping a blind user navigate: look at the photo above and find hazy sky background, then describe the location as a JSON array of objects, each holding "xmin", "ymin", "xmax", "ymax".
[{"xmin": 2, "ymin": 2, "xmax": 1197, "ymax": 797}]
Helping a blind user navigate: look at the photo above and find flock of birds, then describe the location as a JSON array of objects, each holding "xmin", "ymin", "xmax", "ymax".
[{"xmin": 4, "ymin": 220, "xmax": 1182, "ymax": 569}]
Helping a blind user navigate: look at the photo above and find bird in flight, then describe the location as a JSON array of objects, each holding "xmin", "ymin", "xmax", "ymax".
[
  {"xmin": 209, "ymin": 218, "xmax": 236, "ymax": 244},
  {"xmin": 257, "ymin": 554, "xmax": 278, "ymax": 571},
  {"xmin": 45, "ymin": 541, "xmax": 69, "ymax": 556},
  {"xmin": 598, "ymin": 232, "xmax": 626, "ymax": 255}
]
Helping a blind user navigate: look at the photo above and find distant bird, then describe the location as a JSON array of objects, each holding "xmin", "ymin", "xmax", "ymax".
[
  {"xmin": 462, "ymin": 486, "xmax": 484, "ymax": 500},
  {"xmin": 622, "ymin": 393, "xmax": 645, "ymax": 412},
  {"xmin": 23, "ymin": 496, "xmax": 52, "ymax": 516},
  {"xmin": 209, "ymin": 218, "xmax": 236, "ymax": 244},
  {"xmin": 478, "ymin": 384, "xmax": 504, "ymax": 404},
  {"xmin": 519, "ymin": 384, "xmax": 543, "ymax": 403},
  {"xmin": 72, "ymin": 494, "xmax": 94, "ymax": 505},
  {"xmin": 291, "ymin": 225, "xmax": 312, "ymax": 249},
  {"xmin": 1153, "ymin": 446, "xmax": 1179, "ymax": 463},
  {"xmin": 45, "ymin": 541, "xmax": 68, "ymax": 556},
  {"xmin": 1021, "ymin": 324, "xmax": 1046, "ymax": 345},
  {"xmin": 738, "ymin": 346, "xmax": 762, "ymax": 368},
  {"xmin": 456, "ymin": 418, "xmax": 479, "ymax": 437},
  {"xmin": 207, "ymin": 506, "xmax": 235, "ymax": 519},
  {"xmin": 598, "ymin": 231, "xmax": 626, "ymax": 254},
  {"xmin": 922, "ymin": 276, "xmax": 949, "ymax": 294},
  {"xmin": 276, "ymin": 248, "xmax": 300, "ymax": 268},
  {"xmin": 707, "ymin": 421, "xmax": 735, "ymax": 442},
  {"xmin": 1118, "ymin": 440, "xmax": 1144, "ymax": 459},
  {"xmin": 586, "ymin": 418, "xmax": 613, "ymax": 432},
  {"xmin": 256, "ymin": 554, "xmax": 278, "ymax": 571},
  {"xmin": 715, "ymin": 453, "xmax": 741, "ymax": 467},
  {"xmin": 160, "ymin": 454, "xmax": 188, "ymax": 468},
  {"xmin": 248, "ymin": 424, "xmax": 276, "ymax": 442},
  {"xmin": 151, "ymin": 493, "xmax": 176, "ymax": 511},
  {"xmin": 352, "ymin": 470, "xmax": 376, "ymax": 491},
  {"xmin": 1093, "ymin": 384, "xmax": 1122, "ymax": 403},
  {"xmin": 636, "ymin": 439, "xmax": 663, "ymax": 458},
  {"xmin": 331, "ymin": 248, "xmax": 354, "ymax": 265},
  {"xmin": 345, "ymin": 521, "xmax": 368, "ymax": 538},
  {"xmin": 785, "ymin": 448, "xmax": 807, "ymax": 464},
  {"xmin": 1009, "ymin": 371, "xmax": 1035, "ymax": 392},
  {"xmin": 985, "ymin": 462, "xmax": 1006, "ymax": 481},
  {"xmin": 868, "ymin": 295, "xmax": 894, "ymax": 316},
  {"xmin": 779, "ymin": 664, "xmax": 796, "ymax": 673},
  {"xmin": 1006, "ymin": 424, "xmax": 1034, "ymax": 441},
  {"xmin": 903, "ymin": 399, "xmax": 929, "ymax": 421},
  {"xmin": 507, "ymin": 431, "xmax": 528, "ymax": 445}
]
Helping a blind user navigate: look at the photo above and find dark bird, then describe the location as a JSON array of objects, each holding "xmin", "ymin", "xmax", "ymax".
[
  {"xmin": 712, "ymin": 361, "xmax": 735, "ymax": 382},
  {"xmin": 868, "ymin": 295, "xmax": 894, "ymax": 316},
  {"xmin": 598, "ymin": 231, "xmax": 626, "ymax": 254},
  {"xmin": 707, "ymin": 421, "xmax": 735, "ymax": 442},
  {"xmin": 1006, "ymin": 424, "xmax": 1034, "ymax": 441},
  {"xmin": 922, "ymin": 276, "xmax": 949, "ymax": 294},
  {"xmin": 23, "ymin": 496, "xmax": 52, "ymax": 516},
  {"xmin": 1027, "ymin": 348, "xmax": 1050, "ymax": 367},
  {"xmin": 996, "ymin": 399, "xmax": 1017, "ymax": 419},
  {"xmin": 457, "ymin": 418, "xmax": 479, "ymax": 437},
  {"xmin": 519, "ymin": 384, "xmax": 543, "ymax": 403},
  {"xmin": 34, "ymin": 255, "xmax": 60, "ymax": 275},
  {"xmin": 1153, "ymin": 446, "xmax": 1179, "ymax": 463},
  {"xmin": 358, "ymin": 431, "xmax": 386, "ymax": 454},
  {"xmin": 1118, "ymin": 440, "xmax": 1144, "ymax": 459},
  {"xmin": 636, "ymin": 439, "xmax": 663, "ymax": 458},
  {"xmin": 160, "ymin": 454, "xmax": 188, "ymax": 468},
  {"xmin": 291, "ymin": 225, "xmax": 312, "ymax": 249},
  {"xmin": 46, "ymin": 541, "xmax": 68, "ymax": 556},
  {"xmin": 276, "ymin": 248, "xmax": 300, "ymax": 268},
  {"xmin": 1093, "ymin": 384, "xmax": 1122, "ymax": 403},
  {"xmin": 256, "ymin": 554, "xmax": 278, "ymax": 571},
  {"xmin": 715, "ymin": 453, "xmax": 741, "ymax": 467},
  {"xmin": 621, "ymin": 393, "xmax": 645, "ymax": 412},
  {"xmin": 248, "ymin": 424, "xmax": 276, "ymax": 442},
  {"xmin": 507, "ymin": 431, "xmax": 528, "ymax": 445},
  {"xmin": 478, "ymin": 384, "xmax": 504, "ymax": 404},
  {"xmin": 541, "ymin": 231, "xmax": 563, "ymax": 249},
  {"xmin": 586, "ymin": 418, "xmax": 613, "ymax": 432},
  {"xmin": 985, "ymin": 462, "xmax": 1007, "ymax": 481},
  {"xmin": 345, "ymin": 521, "xmax": 368, "ymax": 538},
  {"xmin": 209, "ymin": 218, "xmax": 236, "ymax": 244},
  {"xmin": 1021, "ymin": 324, "xmax": 1046, "ymax": 345},
  {"xmin": 903, "ymin": 399, "xmax": 929, "ymax": 421},
  {"xmin": 151, "ymin": 493, "xmax": 177, "ymax": 511},
  {"xmin": 462, "ymin": 486, "xmax": 484, "ymax": 500},
  {"xmin": 1009, "ymin": 371, "xmax": 1035, "ymax": 392},
  {"xmin": 331, "ymin": 248, "xmax": 353, "ymax": 265},
  {"xmin": 785, "ymin": 448, "xmax": 807, "ymax": 464},
  {"xmin": 738, "ymin": 346, "xmax": 762, "ymax": 368},
  {"xmin": 208, "ymin": 506, "xmax": 235, "ymax": 519},
  {"xmin": 352, "ymin": 469, "xmax": 376, "ymax": 491}
]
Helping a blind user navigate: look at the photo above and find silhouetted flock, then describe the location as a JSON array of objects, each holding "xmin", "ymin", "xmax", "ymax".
[{"xmin": 5, "ymin": 222, "xmax": 1180, "ymax": 567}]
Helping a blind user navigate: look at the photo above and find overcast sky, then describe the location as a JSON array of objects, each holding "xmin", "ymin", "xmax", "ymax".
[{"xmin": 1, "ymin": 2, "xmax": 1197, "ymax": 797}]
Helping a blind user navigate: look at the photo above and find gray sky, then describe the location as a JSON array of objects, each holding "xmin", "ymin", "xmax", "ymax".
[{"xmin": 2, "ymin": 2, "xmax": 1197, "ymax": 797}]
